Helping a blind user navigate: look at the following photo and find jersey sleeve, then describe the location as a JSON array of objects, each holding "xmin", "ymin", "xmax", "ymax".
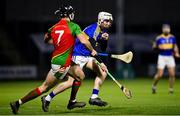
[
  {"xmin": 84, "ymin": 25, "xmax": 95, "ymax": 39},
  {"xmin": 74, "ymin": 24, "xmax": 82, "ymax": 36},
  {"xmin": 67, "ymin": 21, "xmax": 82, "ymax": 37},
  {"xmin": 173, "ymin": 36, "xmax": 176, "ymax": 44},
  {"xmin": 156, "ymin": 36, "xmax": 161, "ymax": 45}
]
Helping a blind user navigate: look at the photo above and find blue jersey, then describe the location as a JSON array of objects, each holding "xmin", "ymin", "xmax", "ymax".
[
  {"xmin": 156, "ymin": 34, "xmax": 176, "ymax": 56},
  {"xmin": 73, "ymin": 23, "xmax": 108, "ymax": 56}
]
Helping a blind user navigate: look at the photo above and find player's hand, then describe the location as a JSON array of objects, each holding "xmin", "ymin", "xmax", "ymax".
[
  {"xmin": 101, "ymin": 33, "xmax": 109, "ymax": 40},
  {"xmin": 91, "ymin": 49, "xmax": 97, "ymax": 56},
  {"xmin": 58, "ymin": 67, "xmax": 66, "ymax": 73},
  {"xmin": 44, "ymin": 33, "xmax": 53, "ymax": 44},
  {"xmin": 175, "ymin": 52, "xmax": 180, "ymax": 58},
  {"xmin": 152, "ymin": 42, "xmax": 157, "ymax": 49},
  {"xmin": 100, "ymin": 63, "xmax": 108, "ymax": 72}
]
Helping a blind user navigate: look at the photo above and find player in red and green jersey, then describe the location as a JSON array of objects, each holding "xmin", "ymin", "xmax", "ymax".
[
  {"xmin": 10, "ymin": 5, "xmax": 97, "ymax": 114},
  {"xmin": 48, "ymin": 16, "xmax": 82, "ymax": 67}
]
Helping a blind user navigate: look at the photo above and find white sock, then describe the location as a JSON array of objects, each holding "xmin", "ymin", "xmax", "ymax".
[
  {"xmin": 91, "ymin": 94, "xmax": 98, "ymax": 99},
  {"xmin": 152, "ymin": 85, "xmax": 156, "ymax": 90},
  {"xmin": 169, "ymin": 88, "xmax": 173, "ymax": 92},
  {"xmin": 18, "ymin": 99, "xmax": 22, "ymax": 105},
  {"xmin": 45, "ymin": 95, "xmax": 52, "ymax": 102},
  {"xmin": 70, "ymin": 99, "xmax": 76, "ymax": 103}
]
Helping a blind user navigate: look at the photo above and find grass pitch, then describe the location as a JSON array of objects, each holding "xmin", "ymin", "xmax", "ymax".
[{"xmin": 0, "ymin": 78, "xmax": 180, "ymax": 115}]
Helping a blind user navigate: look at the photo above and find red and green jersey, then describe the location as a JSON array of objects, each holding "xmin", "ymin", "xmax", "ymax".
[{"xmin": 48, "ymin": 19, "xmax": 82, "ymax": 67}]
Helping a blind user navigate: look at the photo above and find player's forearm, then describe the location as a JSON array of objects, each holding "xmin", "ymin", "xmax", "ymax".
[
  {"xmin": 174, "ymin": 44, "xmax": 179, "ymax": 53},
  {"xmin": 152, "ymin": 42, "xmax": 157, "ymax": 49},
  {"xmin": 82, "ymin": 40, "xmax": 94, "ymax": 52},
  {"xmin": 174, "ymin": 44, "xmax": 180, "ymax": 58},
  {"xmin": 44, "ymin": 33, "xmax": 53, "ymax": 44},
  {"xmin": 77, "ymin": 34, "xmax": 94, "ymax": 52}
]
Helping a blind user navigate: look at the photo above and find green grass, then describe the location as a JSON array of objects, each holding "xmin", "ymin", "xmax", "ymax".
[{"xmin": 0, "ymin": 78, "xmax": 180, "ymax": 115}]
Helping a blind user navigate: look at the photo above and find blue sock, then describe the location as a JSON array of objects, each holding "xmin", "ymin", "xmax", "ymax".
[
  {"xmin": 49, "ymin": 92, "xmax": 55, "ymax": 98},
  {"xmin": 91, "ymin": 89, "xmax": 99, "ymax": 98},
  {"xmin": 45, "ymin": 91, "xmax": 56, "ymax": 101},
  {"xmin": 92, "ymin": 89, "xmax": 99, "ymax": 95}
]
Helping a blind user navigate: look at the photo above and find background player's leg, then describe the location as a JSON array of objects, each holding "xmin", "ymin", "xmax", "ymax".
[
  {"xmin": 152, "ymin": 68, "xmax": 164, "ymax": 94},
  {"xmin": 86, "ymin": 60, "xmax": 108, "ymax": 106},
  {"xmin": 168, "ymin": 67, "xmax": 175, "ymax": 94}
]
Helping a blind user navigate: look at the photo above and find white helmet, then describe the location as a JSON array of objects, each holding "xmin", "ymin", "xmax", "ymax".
[{"xmin": 98, "ymin": 12, "xmax": 113, "ymax": 25}]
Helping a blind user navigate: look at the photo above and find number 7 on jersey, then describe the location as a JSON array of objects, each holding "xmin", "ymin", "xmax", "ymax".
[{"xmin": 55, "ymin": 30, "xmax": 64, "ymax": 45}]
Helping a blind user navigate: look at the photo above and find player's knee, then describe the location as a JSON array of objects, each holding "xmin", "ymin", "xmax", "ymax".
[
  {"xmin": 66, "ymin": 80, "xmax": 73, "ymax": 88},
  {"xmin": 39, "ymin": 84, "xmax": 48, "ymax": 93},
  {"xmin": 44, "ymin": 87, "xmax": 51, "ymax": 93},
  {"xmin": 79, "ymin": 71, "xmax": 85, "ymax": 81},
  {"xmin": 104, "ymin": 71, "xmax": 107, "ymax": 77},
  {"xmin": 157, "ymin": 74, "xmax": 163, "ymax": 78},
  {"xmin": 169, "ymin": 73, "xmax": 175, "ymax": 78},
  {"xmin": 101, "ymin": 72, "xmax": 107, "ymax": 81},
  {"xmin": 158, "ymin": 73, "xmax": 162, "ymax": 77},
  {"xmin": 157, "ymin": 71, "xmax": 163, "ymax": 78},
  {"xmin": 75, "ymin": 67, "xmax": 85, "ymax": 81},
  {"xmin": 170, "ymin": 76, "xmax": 175, "ymax": 80},
  {"xmin": 40, "ymin": 81, "xmax": 53, "ymax": 93},
  {"xmin": 169, "ymin": 71, "xmax": 175, "ymax": 78}
]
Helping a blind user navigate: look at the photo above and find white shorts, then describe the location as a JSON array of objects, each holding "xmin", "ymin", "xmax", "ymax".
[
  {"xmin": 72, "ymin": 56, "xmax": 95, "ymax": 69},
  {"xmin": 157, "ymin": 55, "xmax": 176, "ymax": 69},
  {"xmin": 50, "ymin": 64, "xmax": 70, "ymax": 80}
]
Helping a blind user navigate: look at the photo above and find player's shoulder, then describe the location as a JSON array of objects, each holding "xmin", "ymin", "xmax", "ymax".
[
  {"xmin": 68, "ymin": 21, "xmax": 80, "ymax": 27},
  {"xmin": 169, "ymin": 33, "xmax": 175, "ymax": 38},
  {"xmin": 83, "ymin": 23, "xmax": 98, "ymax": 31},
  {"xmin": 156, "ymin": 34, "xmax": 163, "ymax": 40},
  {"xmin": 156, "ymin": 33, "xmax": 175, "ymax": 40}
]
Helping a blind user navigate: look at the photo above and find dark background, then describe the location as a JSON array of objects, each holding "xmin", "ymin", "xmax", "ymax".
[{"xmin": 1, "ymin": 0, "xmax": 180, "ymax": 79}]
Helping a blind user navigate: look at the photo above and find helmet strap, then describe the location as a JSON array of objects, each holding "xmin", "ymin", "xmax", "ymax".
[
  {"xmin": 98, "ymin": 19, "xmax": 102, "ymax": 25},
  {"xmin": 69, "ymin": 13, "xmax": 74, "ymax": 21}
]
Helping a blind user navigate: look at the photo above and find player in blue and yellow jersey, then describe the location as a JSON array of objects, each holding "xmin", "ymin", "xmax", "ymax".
[
  {"xmin": 41, "ymin": 12, "xmax": 113, "ymax": 112},
  {"xmin": 152, "ymin": 24, "xmax": 180, "ymax": 94},
  {"xmin": 73, "ymin": 21, "xmax": 109, "ymax": 56}
]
